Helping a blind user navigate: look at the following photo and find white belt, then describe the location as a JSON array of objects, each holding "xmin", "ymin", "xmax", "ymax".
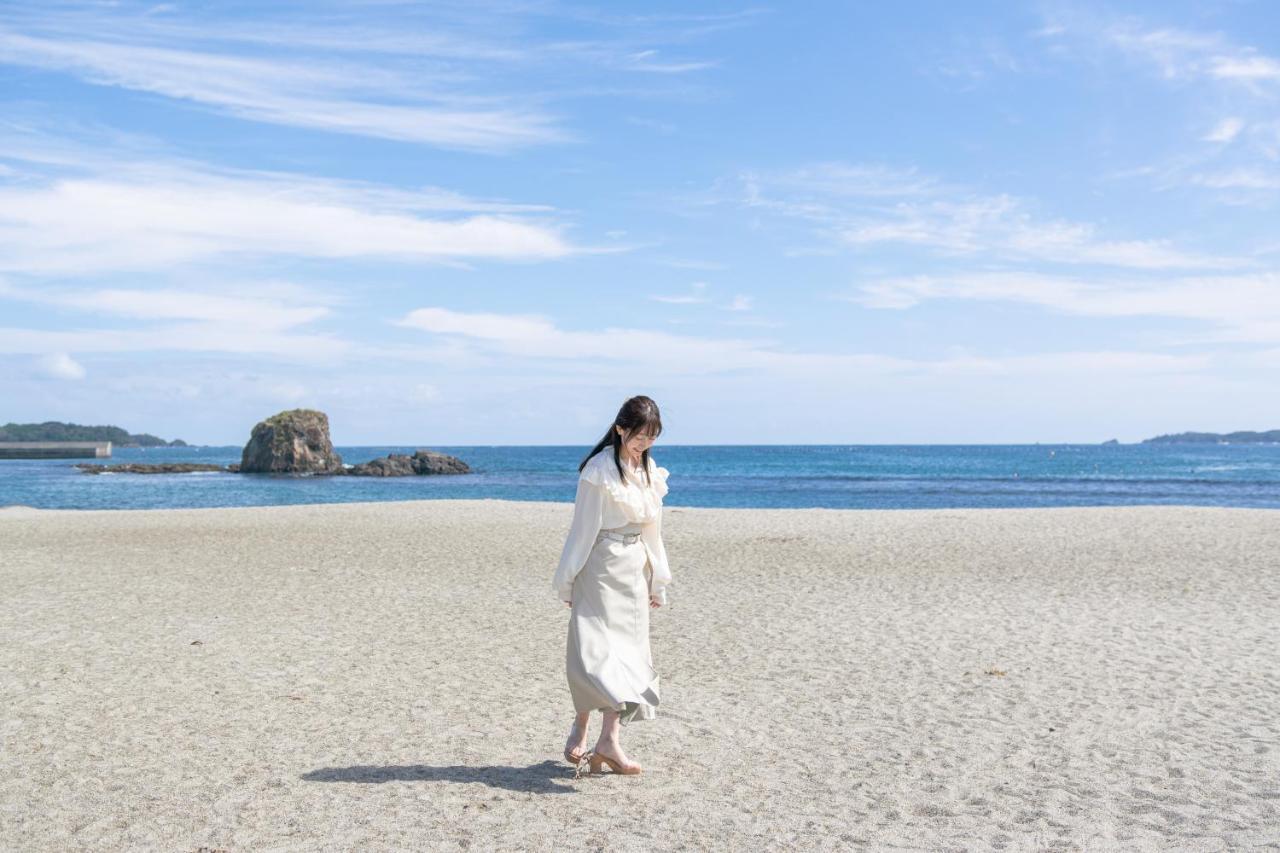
[{"xmin": 598, "ymin": 529, "xmax": 642, "ymax": 545}]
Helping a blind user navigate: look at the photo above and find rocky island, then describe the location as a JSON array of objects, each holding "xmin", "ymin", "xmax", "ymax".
[
  {"xmin": 236, "ymin": 409, "xmax": 346, "ymax": 475},
  {"xmin": 345, "ymin": 449, "xmax": 471, "ymax": 476},
  {"xmin": 74, "ymin": 408, "xmax": 471, "ymax": 477}
]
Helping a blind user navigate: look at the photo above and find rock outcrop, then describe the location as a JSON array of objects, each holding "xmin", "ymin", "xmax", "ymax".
[
  {"xmin": 239, "ymin": 409, "xmax": 344, "ymax": 475},
  {"xmin": 345, "ymin": 449, "xmax": 471, "ymax": 477},
  {"xmin": 76, "ymin": 463, "xmax": 227, "ymax": 474}
]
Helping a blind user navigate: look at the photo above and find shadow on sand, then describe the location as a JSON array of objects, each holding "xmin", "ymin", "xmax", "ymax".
[{"xmin": 300, "ymin": 760, "xmax": 583, "ymax": 793}]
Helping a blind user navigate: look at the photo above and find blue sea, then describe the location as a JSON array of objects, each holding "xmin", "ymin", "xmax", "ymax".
[{"xmin": 2, "ymin": 444, "xmax": 1279, "ymax": 511}]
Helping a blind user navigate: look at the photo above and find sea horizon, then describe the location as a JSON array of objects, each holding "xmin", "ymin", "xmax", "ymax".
[{"xmin": 4, "ymin": 442, "xmax": 1278, "ymax": 512}]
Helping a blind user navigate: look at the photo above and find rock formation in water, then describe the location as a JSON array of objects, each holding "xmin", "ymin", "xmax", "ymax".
[
  {"xmin": 239, "ymin": 409, "xmax": 345, "ymax": 474},
  {"xmin": 75, "ymin": 463, "xmax": 227, "ymax": 474},
  {"xmin": 69, "ymin": 410, "xmax": 471, "ymax": 477},
  {"xmin": 344, "ymin": 449, "xmax": 471, "ymax": 477}
]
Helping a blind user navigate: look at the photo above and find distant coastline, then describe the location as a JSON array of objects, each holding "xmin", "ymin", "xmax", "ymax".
[
  {"xmin": 6, "ymin": 419, "xmax": 1279, "ymax": 448},
  {"xmin": 0, "ymin": 421, "xmax": 186, "ymax": 447},
  {"xmin": 1142, "ymin": 430, "xmax": 1280, "ymax": 445}
]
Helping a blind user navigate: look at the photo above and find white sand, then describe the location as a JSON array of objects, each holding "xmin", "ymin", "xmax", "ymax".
[{"xmin": 1, "ymin": 500, "xmax": 1278, "ymax": 851}]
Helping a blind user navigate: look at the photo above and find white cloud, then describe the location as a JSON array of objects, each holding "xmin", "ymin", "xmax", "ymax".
[
  {"xmin": 0, "ymin": 157, "xmax": 575, "ymax": 274},
  {"xmin": 651, "ymin": 295, "xmax": 710, "ymax": 304},
  {"xmin": 1203, "ymin": 118, "xmax": 1245, "ymax": 143},
  {"xmin": 0, "ymin": 324, "xmax": 350, "ymax": 364},
  {"xmin": 1098, "ymin": 24, "xmax": 1223, "ymax": 79},
  {"xmin": 847, "ymin": 270, "xmax": 1280, "ymax": 344},
  {"xmin": 1210, "ymin": 55, "xmax": 1280, "ymax": 82},
  {"xmin": 1050, "ymin": 16, "xmax": 1280, "ymax": 89},
  {"xmin": 737, "ymin": 165, "xmax": 1236, "ymax": 270},
  {"xmin": 0, "ymin": 29, "xmax": 562, "ymax": 152},
  {"xmin": 412, "ymin": 383, "xmax": 441, "ymax": 403},
  {"xmin": 0, "ymin": 280, "xmax": 349, "ymax": 363},
  {"xmin": 1190, "ymin": 169, "xmax": 1280, "ymax": 191},
  {"xmin": 0, "ymin": 2, "xmax": 733, "ymax": 151},
  {"xmin": 34, "ymin": 351, "xmax": 85, "ymax": 380},
  {"xmin": 2, "ymin": 281, "xmax": 331, "ymax": 330},
  {"xmin": 652, "ymin": 258, "xmax": 729, "ymax": 271},
  {"xmin": 1039, "ymin": 15, "xmax": 1280, "ymax": 199},
  {"xmin": 395, "ymin": 304, "xmax": 1207, "ymax": 378},
  {"xmin": 650, "ymin": 281, "xmax": 711, "ymax": 304},
  {"xmin": 624, "ymin": 50, "xmax": 717, "ymax": 73},
  {"xmin": 728, "ymin": 295, "xmax": 753, "ymax": 311}
]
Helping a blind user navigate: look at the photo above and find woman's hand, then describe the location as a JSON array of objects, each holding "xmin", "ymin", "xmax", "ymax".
[
  {"xmin": 649, "ymin": 594, "xmax": 662, "ymax": 609},
  {"xmin": 565, "ymin": 600, "xmax": 571, "ymax": 608}
]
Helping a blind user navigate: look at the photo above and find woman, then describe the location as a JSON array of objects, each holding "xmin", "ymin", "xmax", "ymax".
[{"xmin": 552, "ymin": 395, "xmax": 672, "ymax": 776}]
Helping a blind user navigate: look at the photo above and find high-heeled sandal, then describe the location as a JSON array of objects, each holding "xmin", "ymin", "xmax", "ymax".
[{"xmin": 588, "ymin": 750, "xmax": 642, "ymax": 776}]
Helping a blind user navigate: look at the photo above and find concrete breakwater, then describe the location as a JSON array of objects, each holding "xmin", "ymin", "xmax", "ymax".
[{"xmin": 0, "ymin": 441, "xmax": 111, "ymax": 459}]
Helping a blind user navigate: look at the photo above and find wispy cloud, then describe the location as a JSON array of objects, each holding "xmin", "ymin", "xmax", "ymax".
[
  {"xmin": 0, "ymin": 324, "xmax": 351, "ymax": 364},
  {"xmin": 651, "ymin": 295, "xmax": 710, "ymax": 304},
  {"xmin": 395, "ymin": 304, "xmax": 1208, "ymax": 378},
  {"xmin": 651, "ymin": 281, "xmax": 710, "ymax": 304},
  {"xmin": 0, "ymin": 29, "xmax": 564, "ymax": 152},
  {"xmin": 0, "ymin": 140, "xmax": 576, "ymax": 274},
  {"xmin": 34, "ymin": 352, "xmax": 85, "ymax": 380},
  {"xmin": 624, "ymin": 49, "xmax": 718, "ymax": 73},
  {"xmin": 1189, "ymin": 169, "xmax": 1280, "ymax": 191},
  {"xmin": 1, "ymin": 280, "xmax": 331, "ymax": 329},
  {"xmin": 1038, "ymin": 13, "xmax": 1280, "ymax": 200},
  {"xmin": 845, "ymin": 270, "xmax": 1280, "ymax": 344},
  {"xmin": 1203, "ymin": 117, "xmax": 1245, "ymax": 143},
  {"xmin": 1209, "ymin": 55, "xmax": 1280, "ymax": 82},
  {"xmin": 1036, "ymin": 13, "xmax": 1280, "ymax": 89},
  {"xmin": 736, "ymin": 164, "xmax": 1236, "ymax": 270},
  {"xmin": 0, "ymin": 278, "xmax": 350, "ymax": 363},
  {"xmin": 0, "ymin": 2, "xmax": 732, "ymax": 151}
]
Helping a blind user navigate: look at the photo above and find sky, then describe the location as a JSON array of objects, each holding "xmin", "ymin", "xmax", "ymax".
[{"xmin": 1, "ymin": 0, "xmax": 1278, "ymax": 445}]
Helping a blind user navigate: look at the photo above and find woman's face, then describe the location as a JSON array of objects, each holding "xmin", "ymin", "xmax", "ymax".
[{"xmin": 616, "ymin": 425, "xmax": 657, "ymax": 457}]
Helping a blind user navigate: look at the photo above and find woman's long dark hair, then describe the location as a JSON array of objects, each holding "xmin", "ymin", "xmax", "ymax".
[{"xmin": 579, "ymin": 395, "xmax": 663, "ymax": 486}]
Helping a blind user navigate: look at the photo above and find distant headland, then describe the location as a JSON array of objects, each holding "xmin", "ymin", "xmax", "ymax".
[
  {"xmin": 0, "ymin": 421, "xmax": 186, "ymax": 447},
  {"xmin": 1142, "ymin": 430, "xmax": 1280, "ymax": 445}
]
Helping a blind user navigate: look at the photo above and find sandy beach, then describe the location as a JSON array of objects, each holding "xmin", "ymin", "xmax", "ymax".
[{"xmin": 1, "ymin": 499, "xmax": 1277, "ymax": 851}]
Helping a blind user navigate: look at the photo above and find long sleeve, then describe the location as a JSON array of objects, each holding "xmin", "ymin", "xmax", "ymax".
[
  {"xmin": 640, "ymin": 509, "xmax": 672, "ymax": 606},
  {"xmin": 552, "ymin": 474, "xmax": 605, "ymax": 603}
]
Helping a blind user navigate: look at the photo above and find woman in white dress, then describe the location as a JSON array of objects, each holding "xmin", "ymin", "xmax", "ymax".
[{"xmin": 553, "ymin": 395, "xmax": 672, "ymax": 776}]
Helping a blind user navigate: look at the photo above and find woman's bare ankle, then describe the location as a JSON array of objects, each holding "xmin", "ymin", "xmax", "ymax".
[{"xmin": 594, "ymin": 737, "xmax": 623, "ymax": 754}]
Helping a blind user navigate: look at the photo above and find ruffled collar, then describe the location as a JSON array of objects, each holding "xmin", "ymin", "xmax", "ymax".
[{"xmin": 582, "ymin": 450, "xmax": 669, "ymax": 523}]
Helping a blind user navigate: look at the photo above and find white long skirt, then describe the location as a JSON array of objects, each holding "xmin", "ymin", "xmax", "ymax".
[{"xmin": 566, "ymin": 525, "xmax": 660, "ymax": 724}]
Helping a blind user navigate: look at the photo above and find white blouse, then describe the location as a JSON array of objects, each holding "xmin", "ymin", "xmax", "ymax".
[{"xmin": 552, "ymin": 449, "xmax": 672, "ymax": 606}]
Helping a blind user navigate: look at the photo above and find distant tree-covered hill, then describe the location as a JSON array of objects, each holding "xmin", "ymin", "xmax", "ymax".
[
  {"xmin": 1143, "ymin": 430, "xmax": 1280, "ymax": 444},
  {"xmin": 0, "ymin": 421, "xmax": 187, "ymax": 447}
]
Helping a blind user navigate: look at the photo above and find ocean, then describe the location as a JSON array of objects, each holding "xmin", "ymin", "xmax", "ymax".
[{"xmin": 2, "ymin": 443, "xmax": 1278, "ymax": 511}]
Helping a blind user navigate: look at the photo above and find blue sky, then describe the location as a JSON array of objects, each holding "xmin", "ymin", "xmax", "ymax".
[{"xmin": 1, "ymin": 1, "xmax": 1278, "ymax": 445}]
